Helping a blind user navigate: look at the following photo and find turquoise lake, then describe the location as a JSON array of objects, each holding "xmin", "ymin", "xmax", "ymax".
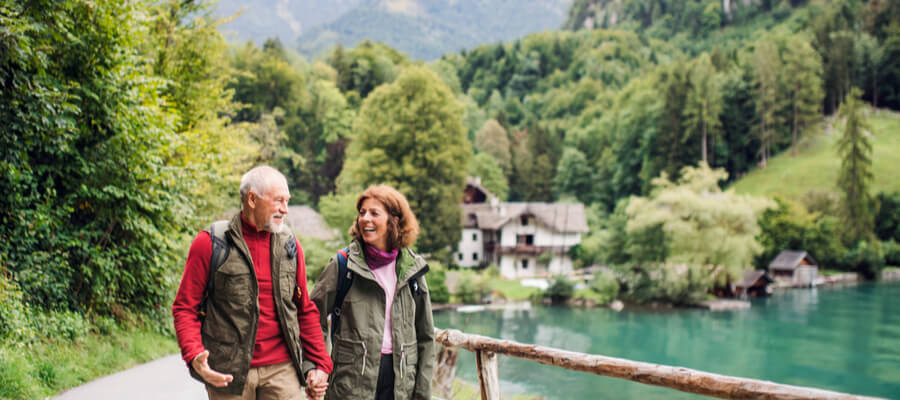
[{"xmin": 433, "ymin": 282, "xmax": 900, "ymax": 399}]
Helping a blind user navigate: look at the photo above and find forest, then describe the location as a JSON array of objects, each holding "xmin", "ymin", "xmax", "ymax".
[{"xmin": 2, "ymin": 0, "xmax": 900, "ymax": 396}]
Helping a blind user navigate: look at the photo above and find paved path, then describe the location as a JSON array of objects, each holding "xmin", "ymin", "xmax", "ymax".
[{"xmin": 55, "ymin": 354, "xmax": 207, "ymax": 400}]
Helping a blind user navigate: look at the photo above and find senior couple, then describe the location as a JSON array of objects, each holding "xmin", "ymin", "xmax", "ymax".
[{"xmin": 172, "ymin": 166, "xmax": 434, "ymax": 400}]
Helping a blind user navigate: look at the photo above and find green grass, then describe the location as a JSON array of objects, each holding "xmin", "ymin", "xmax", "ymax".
[
  {"xmin": 0, "ymin": 327, "xmax": 177, "ymax": 399},
  {"xmin": 730, "ymin": 110, "xmax": 900, "ymax": 200},
  {"xmin": 486, "ymin": 277, "xmax": 541, "ymax": 301}
]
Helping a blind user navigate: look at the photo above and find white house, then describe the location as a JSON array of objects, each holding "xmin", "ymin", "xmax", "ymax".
[{"xmin": 454, "ymin": 178, "xmax": 589, "ymax": 279}]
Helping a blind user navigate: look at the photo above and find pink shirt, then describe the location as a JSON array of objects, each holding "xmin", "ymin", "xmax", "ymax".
[{"xmin": 371, "ymin": 261, "xmax": 398, "ymax": 354}]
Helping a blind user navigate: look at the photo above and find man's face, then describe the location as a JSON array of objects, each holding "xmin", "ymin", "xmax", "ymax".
[{"xmin": 251, "ymin": 183, "xmax": 290, "ymax": 232}]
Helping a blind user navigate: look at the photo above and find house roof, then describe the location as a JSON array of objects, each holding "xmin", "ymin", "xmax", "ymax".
[
  {"xmin": 284, "ymin": 205, "xmax": 339, "ymax": 241},
  {"xmin": 467, "ymin": 176, "xmax": 496, "ymax": 198},
  {"xmin": 768, "ymin": 250, "xmax": 818, "ymax": 270},
  {"xmin": 461, "ymin": 202, "xmax": 589, "ymax": 233},
  {"xmin": 734, "ymin": 270, "xmax": 772, "ymax": 288}
]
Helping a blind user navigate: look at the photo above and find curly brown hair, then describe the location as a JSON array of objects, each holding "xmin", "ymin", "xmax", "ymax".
[{"xmin": 349, "ymin": 185, "xmax": 419, "ymax": 250}]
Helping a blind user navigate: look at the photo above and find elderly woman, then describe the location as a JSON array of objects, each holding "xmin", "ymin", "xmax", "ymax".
[{"xmin": 311, "ymin": 185, "xmax": 434, "ymax": 400}]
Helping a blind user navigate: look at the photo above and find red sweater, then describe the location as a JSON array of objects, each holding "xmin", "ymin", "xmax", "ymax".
[{"xmin": 172, "ymin": 218, "xmax": 332, "ymax": 374}]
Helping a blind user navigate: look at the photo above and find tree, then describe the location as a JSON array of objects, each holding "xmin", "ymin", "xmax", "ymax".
[
  {"xmin": 339, "ymin": 66, "xmax": 471, "ymax": 253},
  {"xmin": 753, "ymin": 40, "xmax": 782, "ymax": 167},
  {"xmin": 878, "ymin": 23, "xmax": 900, "ymax": 110},
  {"xmin": 684, "ymin": 53, "xmax": 723, "ymax": 164},
  {"xmin": 553, "ymin": 147, "xmax": 595, "ymax": 204},
  {"xmin": 468, "ymin": 153, "xmax": 509, "ymax": 201},
  {"xmin": 626, "ymin": 163, "xmax": 772, "ymax": 282},
  {"xmin": 474, "ymin": 119, "xmax": 512, "ymax": 173},
  {"xmin": 782, "ymin": 36, "xmax": 824, "ymax": 157},
  {"xmin": 836, "ymin": 88, "xmax": 875, "ymax": 243},
  {"xmin": 854, "ymin": 33, "xmax": 884, "ymax": 108},
  {"xmin": 0, "ymin": 0, "xmax": 244, "ymax": 316}
]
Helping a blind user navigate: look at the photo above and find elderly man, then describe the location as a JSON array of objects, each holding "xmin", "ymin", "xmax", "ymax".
[{"xmin": 173, "ymin": 166, "xmax": 331, "ymax": 400}]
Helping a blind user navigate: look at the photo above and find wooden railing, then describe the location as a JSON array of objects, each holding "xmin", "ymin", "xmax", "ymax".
[{"xmin": 433, "ymin": 328, "xmax": 883, "ymax": 400}]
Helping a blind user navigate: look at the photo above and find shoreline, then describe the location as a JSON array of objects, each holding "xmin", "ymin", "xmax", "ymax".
[{"xmin": 432, "ymin": 270, "xmax": 900, "ymax": 312}]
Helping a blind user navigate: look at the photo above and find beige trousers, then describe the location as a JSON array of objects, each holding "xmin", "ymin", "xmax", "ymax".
[{"xmin": 206, "ymin": 361, "xmax": 304, "ymax": 400}]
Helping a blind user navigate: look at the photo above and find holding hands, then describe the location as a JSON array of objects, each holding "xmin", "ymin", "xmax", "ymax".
[{"xmin": 305, "ymin": 369, "xmax": 329, "ymax": 400}]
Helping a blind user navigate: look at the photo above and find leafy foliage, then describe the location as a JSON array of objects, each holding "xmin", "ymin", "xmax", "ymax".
[
  {"xmin": 626, "ymin": 164, "xmax": 772, "ymax": 282},
  {"xmin": 339, "ymin": 66, "xmax": 471, "ymax": 253},
  {"xmin": 587, "ymin": 270, "xmax": 619, "ymax": 305},
  {"xmin": 0, "ymin": 0, "xmax": 248, "ymax": 327},
  {"xmin": 543, "ymin": 275, "xmax": 575, "ymax": 304}
]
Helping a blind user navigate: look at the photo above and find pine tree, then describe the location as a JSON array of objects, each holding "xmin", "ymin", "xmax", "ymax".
[{"xmin": 836, "ymin": 88, "xmax": 875, "ymax": 242}]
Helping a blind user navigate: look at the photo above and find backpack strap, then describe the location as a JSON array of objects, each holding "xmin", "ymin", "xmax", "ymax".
[
  {"xmin": 407, "ymin": 264, "xmax": 430, "ymax": 296},
  {"xmin": 199, "ymin": 220, "xmax": 231, "ymax": 318},
  {"xmin": 330, "ymin": 247, "xmax": 352, "ymax": 341}
]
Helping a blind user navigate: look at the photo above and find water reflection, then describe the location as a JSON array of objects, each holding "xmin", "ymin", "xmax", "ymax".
[{"xmin": 434, "ymin": 283, "xmax": 900, "ymax": 399}]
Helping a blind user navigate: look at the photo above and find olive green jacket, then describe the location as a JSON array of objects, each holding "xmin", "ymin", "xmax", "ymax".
[
  {"xmin": 193, "ymin": 214, "xmax": 316, "ymax": 395},
  {"xmin": 310, "ymin": 240, "xmax": 434, "ymax": 400}
]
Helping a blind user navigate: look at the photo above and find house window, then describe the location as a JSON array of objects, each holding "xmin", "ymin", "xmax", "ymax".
[
  {"xmin": 520, "ymin": 215, "xmax": 528, "ymax": 226},
  {"xmin": 521, "ymin": 259, "xmax": 529, "ymax": 269},
  {"xmin": 457, "ymin": 253, "xmax": 463, "ymax": 261},
  {"xmin": 472, "ymin": 233, "xmax": 478, "ymax": 241},
  {"xmin": 516, "ymin": 234, "xmax": 534, "ymax": 245},
  {"xmin": 473, "ymin": 253, "xmax": 478, "ymax": 261}
]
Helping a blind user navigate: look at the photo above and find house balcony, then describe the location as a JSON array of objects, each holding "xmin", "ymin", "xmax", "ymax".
[{"xmin": 498, "ymin": 245, "xmax": 571, "ymax": 256}]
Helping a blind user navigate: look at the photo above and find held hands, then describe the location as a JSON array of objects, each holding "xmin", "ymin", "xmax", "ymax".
[
  {"xmin": 191, "ymin": 350, "xmax": 234, "ymax": 388},
  {"xmin": 305, "ymin": 369, "xmax": 329, "ymax": 400}
]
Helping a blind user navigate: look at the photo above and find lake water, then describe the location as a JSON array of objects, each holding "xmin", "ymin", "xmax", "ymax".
[{"xmin": 433, "ymin": 282, "xmax": 900, "ymax": 399}]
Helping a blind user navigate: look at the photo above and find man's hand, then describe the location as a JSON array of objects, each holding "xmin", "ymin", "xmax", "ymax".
[
  {"xmin": 305, "ymin": 369, "xmax": 329, "ymax": 400},
  {"xmin": 191, "ymin": 350, "xmax": 234, "ymax": 388}
]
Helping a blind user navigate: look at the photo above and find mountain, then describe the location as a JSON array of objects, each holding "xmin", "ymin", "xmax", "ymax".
[
  {"xmin": 215, "ymin": 0, "xmax": 364, "ymax": 45},
  {"xmin": 215, "ymin": 0, "xmax": 571, "ymax": 60}
]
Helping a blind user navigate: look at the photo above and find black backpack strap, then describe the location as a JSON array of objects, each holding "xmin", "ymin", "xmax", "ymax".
[
  {"xmin": 331, "ymin": 247, "xmax": 352, "ymax": 341},
  {"xmin": 199, "ymin": 220, "xmax": 231, "ymax": 318},
  {"xmin": 407, "ymin": 264, "xmax": 430, "ymax": 296}
]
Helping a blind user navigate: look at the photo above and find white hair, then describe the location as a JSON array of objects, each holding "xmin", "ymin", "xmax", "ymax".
[{"xmin": 240, "ymin": 165, "xmax": 288, "ymax": 205}]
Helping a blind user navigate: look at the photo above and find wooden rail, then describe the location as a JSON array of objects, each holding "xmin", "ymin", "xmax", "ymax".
[{"xmin": 434, "ymin": 328, "xmax": 883, "ymax": 400}]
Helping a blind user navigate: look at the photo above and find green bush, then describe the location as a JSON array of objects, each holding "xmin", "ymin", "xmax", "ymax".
[
  {"xmin": 617, "ymin": 263, "xmax": 717, "ymax": 305},
  {"xmin": 841, "ymin": 241, "xmax": 886, "ymax": 280},
  {"xmin": 875, "ymin": 192, "xmax": 900, "ymax": 242},
  {"xmin": 0, "ymin": 275, "xmax": 34, "ymax": 343},
  {"xmin": 426, "ymin": 262, "xmax": 451, "ymax": 304},
  {"xmin": 883, "ymin": 240, "xmax": 900, "ymax": 266},
  {"xmin": 544, "ymin": 275, "xmax": 575, "ymax": 304},
  {"xmin": 31, "ymin": 311, "xmax": 91, "ymax": 342},
  {"xmin": 755, "ymin": 198, "xmax": 846, "ymax": 270},
  {"xmin": 455, "ymin": 275, "xmax": 479, "ymax": 304},
  {"xmin": 537, "ymin": 251, "xmax": 553, "ymax": 267},
  {"xmin": 588, "ymin": 270, "xmax": 620, "ymax": 305},
  {"xmin": 301, "ymin": 236, "xmax": 343, "ymax": 284}
]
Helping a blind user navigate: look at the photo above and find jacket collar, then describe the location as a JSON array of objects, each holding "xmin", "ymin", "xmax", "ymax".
[{"xmin": 346, "ymin": 239, "xmax": 427, "ymax": 288}]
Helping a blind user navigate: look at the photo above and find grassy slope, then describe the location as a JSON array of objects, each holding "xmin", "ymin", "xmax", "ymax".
[{"xmin": 730, "ymin": 109, "xmax": 900, "ymax": 199}]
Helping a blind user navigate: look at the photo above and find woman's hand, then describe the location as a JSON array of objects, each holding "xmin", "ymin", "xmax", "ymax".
[{"xmin": 305, "ymin": 369, "xmax": 329, "ymax": 399}]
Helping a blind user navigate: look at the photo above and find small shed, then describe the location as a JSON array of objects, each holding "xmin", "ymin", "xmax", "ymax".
[
  {"xmin": 768, "ymin": 250, "xmax": 818, "ymax": 286},
  {"xmin": 732, "ymin": 270, "xmax": 773, "ymax": 298}
]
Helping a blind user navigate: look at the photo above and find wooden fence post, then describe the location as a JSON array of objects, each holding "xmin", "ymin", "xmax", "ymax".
[
  {"xmin": 475, "ymin": 350, "xmax": 501, "ymax": 400},
  {"xmin": 433, "ymin": 345, "xmax": 458, "ymax": 399}
]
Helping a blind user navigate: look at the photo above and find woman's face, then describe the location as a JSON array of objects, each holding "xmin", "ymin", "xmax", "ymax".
[{"xmin": 358, "ymin": 198, "xmax": 390, "ymax": 251}]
